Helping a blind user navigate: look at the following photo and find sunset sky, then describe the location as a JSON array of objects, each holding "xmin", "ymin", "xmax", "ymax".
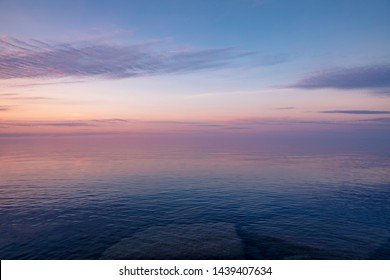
[{"xmin": 1, "ymin": 0, "xmax": 389, "ymax": 136}]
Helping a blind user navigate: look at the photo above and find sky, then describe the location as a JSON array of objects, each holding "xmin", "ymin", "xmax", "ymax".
[{"xmin": 0, "ymin": 0, "xmax": 389, "ymax": 136}]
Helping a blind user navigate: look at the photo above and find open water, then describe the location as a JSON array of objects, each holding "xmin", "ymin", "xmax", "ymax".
[{"xmin": 1, "ymin": 135, "xmax": 389, "ymax": 259}]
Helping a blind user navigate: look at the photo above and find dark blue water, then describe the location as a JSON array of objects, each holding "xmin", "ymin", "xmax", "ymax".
[{"xmin": 1, "ymin": 136, "xmax": 389, "ymax": 259}]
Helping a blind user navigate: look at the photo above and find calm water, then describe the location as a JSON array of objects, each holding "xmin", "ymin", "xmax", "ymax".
[{"xmin": 1, "ymin": 135, "xmax": 389, "ymax": 259}]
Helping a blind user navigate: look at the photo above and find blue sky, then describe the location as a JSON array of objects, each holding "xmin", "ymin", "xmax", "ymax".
[{"xmin": 0, "ymin": 0, "xmax": 389, "ymax": 135}]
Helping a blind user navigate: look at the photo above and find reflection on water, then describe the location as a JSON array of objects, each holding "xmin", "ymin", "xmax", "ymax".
[{"xmin": 0, "ymin": 136, "xmax": 389, "ymax": 259}]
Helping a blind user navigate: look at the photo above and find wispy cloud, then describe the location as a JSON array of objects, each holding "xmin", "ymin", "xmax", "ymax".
[
  {"xmin": 0, "ymin": 106, "xmax": 11, "ymax": 111},
  {"xmin": 320, "ymin": 110, "xmax": 390, "ymax": 115},
  {"xmin": 0, "ymin": 93, "xmax": 17, "ymax": 97},
  {"xmin": 7, "ymin": 80, "xmax": 85, "ymax": 87},
  {"xmin": 1, "ymin": 95, "xmax": 53, "ymax": 101},
  {"xmin": 275, "ymin": 107, "xmax": 295, "ymax": 110},
  {"xmin": 0, "ymin": 93, "xmax": 55, "ymax": 104},
  {"xmin": 0, "ymin": 35, "xmax": 249, "ymax": 80},
  {"xmin": 229, "ymin": 118, "xmax": 337, "ymax": 126},
  {"xmin": 6, "ymin": 121, "xmax": 92, "ymax": 127},
  {"xmin": 0, "ymin": 118, "xmax": 128, "ymax": 128},
  {"xmin": 89, "ymin": 118, "xmax": 128, "ymax": 123},
  {"xmin": 358, "ymin": 117, "xmax": 390, "ymax": 123},
  {"xmin": 292, "ymin": 64, "xmax": 390, "ymax": 91}
]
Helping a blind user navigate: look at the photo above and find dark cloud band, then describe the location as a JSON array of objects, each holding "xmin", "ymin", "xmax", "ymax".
[
  {"xmin": 293, "ymin": 65, "xmax": 390, "ymax": 90},
  {"xmin": 320, "ymin": 110, "xmax": 390, "ymax": 115}
]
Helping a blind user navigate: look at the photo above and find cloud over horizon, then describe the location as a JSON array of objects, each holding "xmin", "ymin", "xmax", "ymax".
[
  {"xmin": 1, "ymin": 116, "xmax": 390, "ymax": 138},
  {"xmin": 0, "ymin": 36, "xmax": 250, "ymax": 80},
  {"xmin": 293, "ymin": 64, "xmax": 390, "ymax": 91},
  {"xmin": 320, "ymin": 110, "xmax": 390, "ymax": 115},
  {"xmin": 0, "ymin": 118, "xmax": 130, "ymax": 128}
]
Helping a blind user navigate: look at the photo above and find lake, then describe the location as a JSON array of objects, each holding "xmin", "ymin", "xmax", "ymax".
[{"xmin": 1, "ymin": 134, "xmax": 389, "ymax": 259}]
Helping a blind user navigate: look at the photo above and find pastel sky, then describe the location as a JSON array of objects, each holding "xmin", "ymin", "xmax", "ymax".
[{"xmin": 1, "ymin": 0, "xmax": 389, "ymax": 136}]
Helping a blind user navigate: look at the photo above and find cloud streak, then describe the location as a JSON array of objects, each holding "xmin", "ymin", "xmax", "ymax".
[
  {"xmin": 0, "ymin": 94, "xmax": 53, "ymax": 101},
  {"xmin": 320, "ymin": 110, "xmax": 390, "ymax": 115},
  {"xmin": 275, "ymin": 107, "xmax": 295, "ymax": 110},
  {"xmin": 5, "ymin": 121, "xmax": 92, "ymax": 127},
  {"xmin": 0, "ymin": 106, "xmax": 11, "ymax": 111},
  {"xmin": 0, "ymin": 119, "xmax": 128, "ymax": 128},
  {"xmin": 0, "ymin": 36, "xmax": 249, "ymax": 80},
  {"xmin": 358, "ymin": 117, "xmax": 390, "ymax": 123},
  {"xmin": 293, "ymin": 64, "xmax": 390, "ymax": 91}
]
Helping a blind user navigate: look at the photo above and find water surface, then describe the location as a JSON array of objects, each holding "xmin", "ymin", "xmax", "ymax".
[{"xmin": 1, "ymin": 135, "xmax": 389, "ymax": 259}]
